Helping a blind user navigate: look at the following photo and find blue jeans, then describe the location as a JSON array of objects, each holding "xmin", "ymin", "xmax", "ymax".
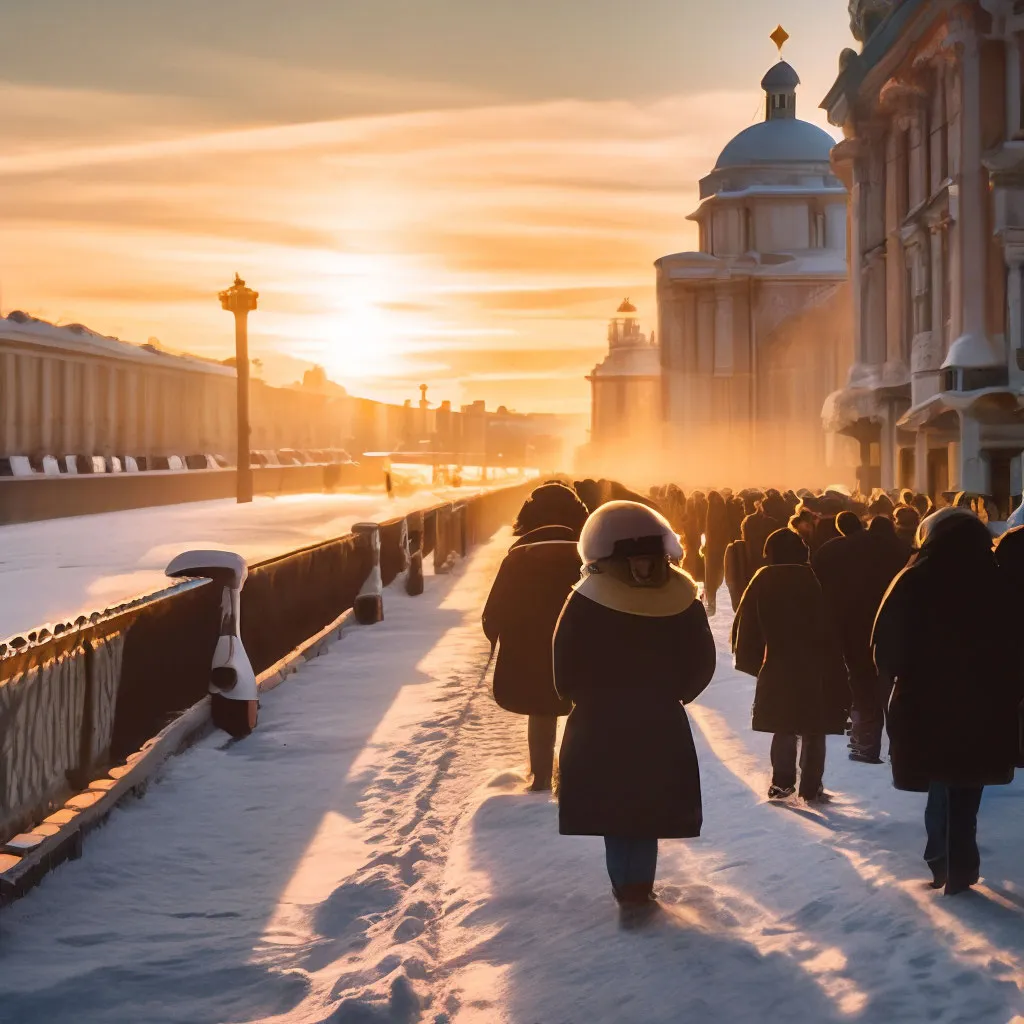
[
  {"xmin": 604, "ymin": 837, "xmax": 658, "ymax": 891},
  {"xmin": 924, "ymin": 783, "xmax": 983, "ymax": 888}
]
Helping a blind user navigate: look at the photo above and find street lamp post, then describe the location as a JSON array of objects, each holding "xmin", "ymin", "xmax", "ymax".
[{"xmin": 219, "ymin": 274, "xmax": 259, "ymax": 503}]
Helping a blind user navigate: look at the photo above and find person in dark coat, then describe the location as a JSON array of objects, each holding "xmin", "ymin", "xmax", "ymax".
[
  {"xmin": 732, "ymin": 528, "xmax": 848, "ymax": 800},
  {"xmin": 724, "ymin": 538, "xmax": 750, "ymax": 613},
  {"xmin": 703, "ymin": 490, "xmax": 730, "ymax": 615},
  {"xmin": 872, "ymin": 508, "xmax": 1022, "ymax": 894},
  {"xmin": 740, "ymin": 490, "xmax": 788, "ymax": 576},
  {"xmin": 483, "ymin": 483, "xmax": 588, "ymax": 791},
  {"xmin": 727, "ymin": 495, "xmax": 746, "ymax": 541},
  {"xmin": 894, "ymin": 504, "xmax": 921, "ymax": 551},
  {"xmin": 812, "ymin": 511, "xmax": 906, "ymax": 763},
  {"xmin": 682, "ymin": 491, "xmax": 708, "ymax": 583},
  {"xmin": 553, "ymin": 501, "xmax": 715, "ymax": 910}
]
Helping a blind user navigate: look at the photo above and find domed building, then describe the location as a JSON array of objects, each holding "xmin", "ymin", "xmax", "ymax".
[
  {"xmin": 656, "ymin": 44, "xmax": 857, "ymax": 485},
  {"xmin": 586, "ymin": 298, "xmax": 661, "ymax": 449}
]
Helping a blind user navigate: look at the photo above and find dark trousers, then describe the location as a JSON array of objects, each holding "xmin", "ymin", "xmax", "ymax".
[
  {"xmin": 771, "ymin": 733, "xmax": 826, "ymax": 798},
  {"xmin": 924, "ymin": 783, "xmax": 984, "ymax": 889},
  {"xmin": 604, "ymin": 837, "xmax": 658, "ymax": 892},
  {"xmin": 527, "ymin": 714, "xmax": 558, "ymax": 787},
  {"xmin": 848, "ymin": 666, "xmax": 885, "ymax": 760}
]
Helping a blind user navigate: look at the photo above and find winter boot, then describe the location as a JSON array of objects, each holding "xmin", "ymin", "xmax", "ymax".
[{"xmin": 767, "ymin": 784, "xmax": 796, "ymax": 800}]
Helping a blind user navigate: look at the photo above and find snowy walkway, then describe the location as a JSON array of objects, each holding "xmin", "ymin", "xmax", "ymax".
[
  {"xmin": 3, "ymin": 533, "xmax": 1024, "ymax": 1023},
  {"xmin": 0, "ymin": 483, "xmax": 496, "ymax": 639}
]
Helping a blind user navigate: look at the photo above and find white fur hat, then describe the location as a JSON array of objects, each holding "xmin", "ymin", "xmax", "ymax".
[{"xmin": 578, "ymin": 500, "xmax": 683, "ymax": 565}]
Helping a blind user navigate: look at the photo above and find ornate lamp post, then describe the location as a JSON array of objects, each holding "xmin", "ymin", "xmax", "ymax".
[{"xmin": 219, "ymin": 274, "xmax": 259, "ymax": 503}]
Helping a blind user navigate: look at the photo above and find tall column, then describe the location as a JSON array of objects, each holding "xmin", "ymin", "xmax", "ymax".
[
  {"xmin": 914, "ymin": 430, "xmax": 930, "ymax": 494},
  {"xmin": 949, "ymin": 21, "xmax": 994, "ymax": 364},
  {"xmin": 880, "ymin": 406, "xmax": 896, "ymax": 490},
  {"xmin": 2, "ymin": 353, "xmax": 16, "ymax": 454},
  {"xmin": 40, "ymin": 358, "xmax": 54, "ymax": 454},
  {"xmin": 958, "ymin": 412, "xmax": 986, "ymax": 492},
  {"xmin": 83, "ymin": 362, "xmax": 97, "ymax": 455},
  {"xmin": 1007, "ymin": 251, "xmax": 1024, "ymax": 387}
]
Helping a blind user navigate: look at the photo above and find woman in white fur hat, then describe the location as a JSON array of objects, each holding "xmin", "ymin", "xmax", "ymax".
[{"xmin": 553, "ymin": 501, "xmax": 716, "ymax": 912}]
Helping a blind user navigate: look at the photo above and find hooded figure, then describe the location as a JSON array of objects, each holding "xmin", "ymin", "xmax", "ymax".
[
  {"xmin": 812, "ymin": 511, "xmax": 905, "ymax": 763},
  {"xmin": 872, "ymin": 509, "xmax": 1022, "ymax": 894},
  {"xmin": 682, "ymin": 491, "xmax": 708, "ymax": 583},
  {"xmin": 894, "ymin": 504, "xmax": 921, "ymax": 550},
  {"xmin": 553, "ymin": 501, "xmax": 715, "ymax": 911},
  {"xmin": 740, "ymin": 490, "xmax": 789, "ymax": 576},
  {"xmin": 732, "ymin": 528, "xmax": 848, "ymax": 801},
  {"xmin": 702, "ymin": 490, "xmax": 730, "ymax": 615},
  {"xmin": 483, "ymin": 483, "xmax": 588, "ymax": 791}
]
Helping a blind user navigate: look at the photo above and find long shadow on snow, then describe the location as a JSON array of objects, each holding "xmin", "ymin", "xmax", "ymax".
[
  {"xmin": 686, "ymin": 709, "xmax": 1024, "ymax": 1024},
  {"xmin": 0, "ymin": 574, "xmax": 468, "ymax": 1024},
  {"xmin": 447, "ymin": 791, "xmax": 854, "ymax": 1024}
]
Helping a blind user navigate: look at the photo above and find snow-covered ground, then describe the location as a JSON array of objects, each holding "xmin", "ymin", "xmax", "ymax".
[
  {"xmin": 2, "ymin": 533, "xmax": 1024, "ymax": 1023},
  {"xmin": 0, "ymin": 482, "xmax": 504, "ymax": 640}
]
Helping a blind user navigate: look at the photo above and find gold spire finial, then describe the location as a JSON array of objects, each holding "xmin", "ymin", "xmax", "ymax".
[{"xmin": 770, "ymin": 25, "xmax": 789, "ymax": 54}]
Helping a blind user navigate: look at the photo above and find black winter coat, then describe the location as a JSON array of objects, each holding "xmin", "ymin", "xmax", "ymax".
[
  {"xmin": 553, "ymin": 578, "xmax": 716, "ymax": 838},
  {"xmin": 482, "ymin": 525, "xmax": 579, "ymax": 716},
  {"xmin": 732, "ymin": 564, "xmax": 849, "ymax": 735},
  {"xmin": 724, "ymin": 540, "xmax": 750, "ymax": 612},
  {"xmin": 741, "ymin": 511, "xmax": 786, "ymax": 574},
  {"xmin": 812, "ymin": 529, "xmax": 907, "ymax": 678},
  {"xmin": 872, "ymin": 518, "xmax": 1022, "ymax": 791}
]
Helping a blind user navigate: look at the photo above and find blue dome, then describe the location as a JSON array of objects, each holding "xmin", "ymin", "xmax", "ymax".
[{"xmin": 715, "ymin": 118, "xmax": 836, "ymax": 169}]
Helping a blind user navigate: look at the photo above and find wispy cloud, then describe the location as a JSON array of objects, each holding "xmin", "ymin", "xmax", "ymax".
[{"xmin": 1, "ymin": 80, "xmax": 826, "ymax": 413}]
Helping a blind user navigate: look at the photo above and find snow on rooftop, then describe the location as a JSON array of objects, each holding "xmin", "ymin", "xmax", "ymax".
[{"xmin": 0, "ymin": 312, "xmax": 234, "ymax": 377}]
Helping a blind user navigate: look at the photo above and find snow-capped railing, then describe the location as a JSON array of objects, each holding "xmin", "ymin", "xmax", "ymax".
[{"xmin": 0, "ymin": 482, "xmax": 534, "ymax": 862}]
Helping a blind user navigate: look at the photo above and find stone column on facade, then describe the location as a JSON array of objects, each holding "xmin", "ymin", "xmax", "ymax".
[
  {"xmin": 713, "ymin": 286, "xmax": 734, "ymax": 378},
  {"xmin": 884, "ymin": 125, "xmax": 904, "ymax": 370},
  {"xmin": 2, "ymin": 353, "xmax": 16, "ymax": 454},
  {"xmin": 957, "ymin": 411, "xmax": 986, "ymax": 492},
  {"xmin": 946, "ymin": 19, "xmax": 996, "ymax": 367},
  {"xmin": 82, "ymin": 362, "xmax": 97, "ymax": 456},
  {"xmin": 914, "ymin": 429, "xmax": 930, "ymax": 494},
  {"xmin": 62, "ymin": 360, "xmax": 76, "ymax": 455},
  {"xmin": 879, "ymin": 404, "xmax": 897, "ymax": 491},
  {"xmin": 40, "ymin": 358, "xmax": 55, "ymax": 454},
  {"xmin": 1006, "ymin": 250, "xmax": 1024, "ymax": 387}
]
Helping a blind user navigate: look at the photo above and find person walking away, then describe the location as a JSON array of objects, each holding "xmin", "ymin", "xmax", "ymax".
[
  {"xmin": 553, "ymin": 501, "xmax": 715, "ymax": 916},
  {"xmin": 873, "ymin": 509, "xmax": 1022, "ymax": 894},
  {"xmin": 703, "ymin": 490, "xmax": 730, "ymax": 615},
  {"xmin": 812, "ymin": 512, "xmax": 904, "ymax": 763},
  {"xmin": 682, "ymin": 491, "xmax": 708, "ymax": 583},
  {"xmin": 483, "ymin": 482, "xmax": 588, "ymax": 791},
  {"xmin": 733, "ymin": 528, "xmax": 848, "ymax": 801},
  {"xmin": 894, "ymin": 504, "xmax": 921, "ymax": 551},
  {"xmin": 741, "ymin": 490, "xmax": 789, "ymax": 576}
]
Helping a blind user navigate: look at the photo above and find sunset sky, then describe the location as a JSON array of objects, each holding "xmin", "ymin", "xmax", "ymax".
[{"xmin": 2, "ymin": 1, "xmax": 853, "ymax": 413}]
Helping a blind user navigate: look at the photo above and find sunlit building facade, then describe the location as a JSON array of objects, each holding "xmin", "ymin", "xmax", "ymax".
[
  {"xmin": 657, "ymin": 53, "xmax": 856, "ymax": 485},
  {"xmin": 587, "ymin": 299, "xmax": 661, "ymax": 446},
  {"xmin": 822, "ymin": 0, "xmax": 1024, "ymax": 514}
]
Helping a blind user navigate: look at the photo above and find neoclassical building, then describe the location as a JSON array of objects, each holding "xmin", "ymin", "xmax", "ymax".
[
  {"xmin": 587, "ymin": 299, "xmax": 661, "ymax": 443},
  {"xmin": 822, "ymin": 0, "xmax": 1024, "ymax": 513},
  {"xmin": 657, "ymin": 52, "xmax": 856, "ymax": 485}
]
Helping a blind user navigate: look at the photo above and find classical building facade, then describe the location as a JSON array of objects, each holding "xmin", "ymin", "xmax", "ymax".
[
  {"xmin": 657, "ymin": 54, "xmax": 855, "ymax": 485},
  {"xmin": 822, "ymin": 0, "xmax": 1024, "ymax": 512},
  {"xmin": 587, "ymin": 299, "xmax": 661, "ymax": 444}
]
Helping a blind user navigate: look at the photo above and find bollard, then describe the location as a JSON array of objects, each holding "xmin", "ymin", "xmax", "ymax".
[
  {"xmin": 353, "ymin": 522, "xmax": 384, "ymax": 624},
  {"xmin": 406, "ymin": 510, "xmax": 424, "ymax": 596},
  {"xmin": 434, "ymin": 505, "xmax": 451, "ymax": 575},
  {"xmin": 165, "ymin": 549, "xmax": 258, "ymax": 738},
  {"xmin": 454, "ymin": 502, "xmax": 468, "ymax": 557}
]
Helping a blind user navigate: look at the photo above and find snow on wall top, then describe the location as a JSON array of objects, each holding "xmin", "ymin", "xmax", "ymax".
[{"xmin": 0, "ymin": 313, "xmax": 235, "ymax": 378}]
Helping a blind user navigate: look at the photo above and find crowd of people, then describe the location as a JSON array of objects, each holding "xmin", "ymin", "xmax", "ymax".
[{"xmin": 482, "ymin": 477, "xmax": 1024, "ymax": 922}]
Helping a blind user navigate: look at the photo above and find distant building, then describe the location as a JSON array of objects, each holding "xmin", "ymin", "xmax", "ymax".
[
  {"xmin": 586, "ymin": 299, "xmax": 661, "ymax": 449},
  {"xmin": 821, "ymin": 0, "xmax": 1024, "ymax": 513},
  {"xmin": 657, "ymin": 46, "xmax": 856, "ymax": 485}
]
